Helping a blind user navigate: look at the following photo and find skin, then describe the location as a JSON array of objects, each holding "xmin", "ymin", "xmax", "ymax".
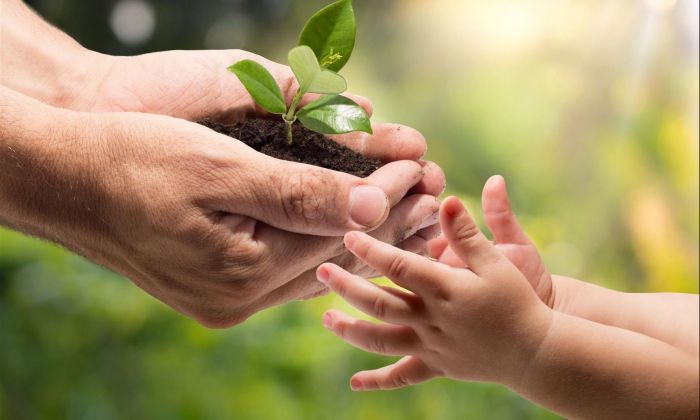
[
  {"xmin": 317, "ymin": 194, "xmax": 699, "ymax": 419},
  {"xmin": 429, "ymin": 176, "xmax": 699, "ymax": 356},
  {"xmin": 0, "ymin": 0, "xmax": 446, "ymax": 327}
]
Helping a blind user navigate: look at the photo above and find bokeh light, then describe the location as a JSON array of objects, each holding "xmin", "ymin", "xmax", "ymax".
[{"xmin": 109, "ymin": 0, "xmax": 156, "ymax": 46}]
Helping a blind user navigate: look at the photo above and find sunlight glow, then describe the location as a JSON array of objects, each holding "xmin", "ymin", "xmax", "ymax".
[{"xmin": 643, "ymin": 0, "xmax": 678, "ymax": 14}]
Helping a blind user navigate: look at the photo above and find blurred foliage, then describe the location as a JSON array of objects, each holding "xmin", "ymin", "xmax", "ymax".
[{"xmin": 2, "ymin": 0, "xmax": 698, "ymax": 419}]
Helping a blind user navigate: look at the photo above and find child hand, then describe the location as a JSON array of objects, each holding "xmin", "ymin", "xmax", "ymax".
[
  {"xmin": 316, "ymin": 196, "xmax": 553, "ymax": 391},
  {"xmin": 429, "ymin": 175, "xmax": 553, "ymax": 306}
]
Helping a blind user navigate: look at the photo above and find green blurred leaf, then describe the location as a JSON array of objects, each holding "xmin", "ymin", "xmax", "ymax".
[
  {"xmin": 298, "ymin": 0, "xmax": 355, "ymax": 72},
  {"xmin": 227, "ymin": 60, "xmax": 286, "ymax": 115},
  {"xmin": 288, "ymin": 46, "xmax": 347, "ymax": 95},
  {"xmin": 297, "ymin": 95, "xmax": 372, "ymax": 134}
]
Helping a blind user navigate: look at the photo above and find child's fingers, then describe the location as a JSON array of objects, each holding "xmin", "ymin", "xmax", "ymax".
[
  {"xmin": 355, "ymin": 234, "xmax": 432, "ymax": 279},
  {"xmin": 482, "ymin": 175, "xmax": 531, "ymax": 245},
  {"xmin": 322, "ymin": 310, "xmax": 421, "ymax": 356},
  {"xmin": 344, "ymin": 231, "xmax": 451, "ymax": 296},
  {"xmin": 378, "ymin": 285, "xmax": 419, "ymax": 302},
  {"xmin": 437, "ymin": 246, "xmax": 468, "ymax": 268},
  {"xmin": 317, "ymin": 263, "xmax": 419, "ymax": 324},
  {"xmin": 439, "ymin": 196, "xmax": 505, "ymax": 274},
  {"xmin": 427, "ymin": 236, "xmax": 449, "ymax": 260},
  {"xmin": 350, "ymin": 356, "xmax": 437, "ymax": 391},
  {"xmin": 428, "ymin": 236, "xmax": 469, "ymax": 268}
]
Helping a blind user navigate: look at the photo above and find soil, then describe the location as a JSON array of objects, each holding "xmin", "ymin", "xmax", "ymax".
[{"xmin": 199, "ymin": 117, "xmax": 381, "ymax": 177}]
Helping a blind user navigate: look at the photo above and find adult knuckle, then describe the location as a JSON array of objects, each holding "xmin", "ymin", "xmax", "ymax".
[
  {"xmin": 195, "ymin": 231, "xmax": 267, "ymax": 272},
  {"xmin": 199, "ymin": 247, "xmax": 272, "ymax": 303},
  {"xmin": 227, "ymin": 236, "xmax": 269, "ymax": 269},
  {"xmin": 188, "ymin": 150, "xmax": 243, "ymax": 196},
  {"xmin": 280, "ymin": 169, "xmax": 336, "ymax": 225}
]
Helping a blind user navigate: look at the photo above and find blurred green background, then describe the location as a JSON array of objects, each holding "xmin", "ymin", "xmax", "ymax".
[{"xmin": 1, "ymin": 0, "xmax": 698, "ymax": 419}]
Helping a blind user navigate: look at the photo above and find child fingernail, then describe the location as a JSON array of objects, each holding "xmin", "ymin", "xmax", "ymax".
[
  {"xmin": 344, "ymin": 231, "xmax": 359, "ymax": 249},
  {"xmin": 350, "ymin": 378, "xmax": 363, "ymax": 391},
  {"xmin": 444, "ymin": 197, "xmax": 464, "ymax": 218},
  {"xmin": 316, "ymin": 266, "xmax": 330, "ymax": 284},
  {"xmin": 322, "ymin": 312, "xmax": 333, "ymax": 330}
]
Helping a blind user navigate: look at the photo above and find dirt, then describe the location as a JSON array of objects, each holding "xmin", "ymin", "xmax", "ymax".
[{"xmin": 199, "ymin": 117, "xmax": 381, "ymax": 177}]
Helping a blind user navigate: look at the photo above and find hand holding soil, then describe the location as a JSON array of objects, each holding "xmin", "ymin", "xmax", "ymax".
[
  {"xmin": 0, "ymin": 0, "xmax": 445, "ymax": 327},
  {"xmin": 0, "ymin": 85, "xmax": 441, "ymax": 327}
]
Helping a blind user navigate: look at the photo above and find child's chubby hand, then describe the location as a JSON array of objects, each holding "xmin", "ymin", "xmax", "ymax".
[
  {"xmin": 428, "ymin": 175, "xmax": 554, "ymax": 306},
  {"xmin": 316, "ymin": 196, "xmax": 554, "ymax": 391}
]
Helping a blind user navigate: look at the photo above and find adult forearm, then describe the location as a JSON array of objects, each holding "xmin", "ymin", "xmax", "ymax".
[
  {"xmin": 0, "ymin": 0, "xmax": 112, "ymax": 109},
  {"xmin": 1, "ymin": 85, "xmax": 62, "ymax": 233},
  {"xmin": 553, "ymin": 275, "xmax": 699, "ymax": 355},
  {"xmin": 0, "ymin": 86, "xmax": 97, "ymax": 241},
  {"xmin": 517, "ymin": 311, "xmax": 699, "ymax": 419}
]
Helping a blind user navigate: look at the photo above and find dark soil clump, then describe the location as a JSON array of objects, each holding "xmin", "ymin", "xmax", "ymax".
[{"xmin": 200, "ymin": 117, "xmax": 381, "ymax": 177}]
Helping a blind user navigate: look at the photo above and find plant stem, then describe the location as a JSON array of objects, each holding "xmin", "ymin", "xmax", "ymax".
[
  {"xmin": 283, "ymin": 89, "xmax": 304, "ymax": 145},
  {"xmin": 285, "ymin": 119, "xmax": 294, "ymax": 145}
]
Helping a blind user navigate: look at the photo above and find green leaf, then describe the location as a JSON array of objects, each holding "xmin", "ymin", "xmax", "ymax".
[
  {"xmin": 298, "ymin": 0, "xmax": 356, "ymax": 72},
  {"xmin": 288, "ymin": 46, "xmax": 346, "ymax": 95},
  {"xmin": 297, "ymin": 95, "xmax": 372, "ymax": 135},
  {"xmin": 228, "ymin": 60, "xmax": 286, "ymax": 115}
]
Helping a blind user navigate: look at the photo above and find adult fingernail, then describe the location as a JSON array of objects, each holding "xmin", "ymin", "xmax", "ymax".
[{"xmin": 350, "ymin": 185, "xmax": 388, "ymax": 228}]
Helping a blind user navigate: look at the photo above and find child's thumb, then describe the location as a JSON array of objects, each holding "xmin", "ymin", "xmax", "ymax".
[
  {"xmin": 440, "ymin": 196, "xmax": 504, "ymax": 274},
  {"xmin": 482, "ymin": 175, "xmax": 531, "ymax": 245}
]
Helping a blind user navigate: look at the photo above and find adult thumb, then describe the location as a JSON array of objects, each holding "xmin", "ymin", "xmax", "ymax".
[{"xmin": 230, "ymin": 158, "xmax": 423, "ymax": 236}]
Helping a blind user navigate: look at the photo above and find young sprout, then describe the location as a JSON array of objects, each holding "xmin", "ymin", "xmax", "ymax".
[{"xmin": 227, "ymin": 0, "xmax": 372, "ymax": 144}]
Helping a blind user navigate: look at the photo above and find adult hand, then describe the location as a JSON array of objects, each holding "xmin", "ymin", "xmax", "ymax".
[
  {"xmin": 1, "ymin": 0, "xmax": 446, "ymax": 327},
  {"xmin": 1, "ymin": 88, "xmax": 441, "ymax": 327},
  {"xmin": 87, "ymin": 50, "xmax": 447, "ymax": 317},
  {"xmin": 86, "ymin": 49, "xmax": 445, "ymax": 193},
  {"xmin": 1, "ymin": 1, "xmax": 445, "ymax": 196}
]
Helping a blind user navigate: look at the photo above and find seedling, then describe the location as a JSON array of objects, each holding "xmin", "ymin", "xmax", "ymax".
[{"xmin": 227, "ymin": 0, "xmax": 372, "ymax": 144}]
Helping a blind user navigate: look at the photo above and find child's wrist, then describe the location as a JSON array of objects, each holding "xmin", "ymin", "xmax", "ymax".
[{"xmin": 501, "ymin": 304, "xmax": 557, "ymax": 391}]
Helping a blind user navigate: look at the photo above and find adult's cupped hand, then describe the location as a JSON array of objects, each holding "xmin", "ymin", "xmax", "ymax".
[{"xmin": 2, "ymin": 50, "xmax": 445, "ymax": 327}]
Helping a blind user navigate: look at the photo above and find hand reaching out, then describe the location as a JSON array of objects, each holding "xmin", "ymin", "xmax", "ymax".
[
  {"xmin": 316, "ymin": 197, "xmax": 551, "ymax": 390},
  {"xmin": 429, "ymin": 177, "xmax": 699, "ymax": 358},
  {"xmin": 316, "ymin": 196, "xmax": 698, "ymax": 420},
  {"xmin": 428, "ymin": 175, "xmax": 553, "ymax": 306}
]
